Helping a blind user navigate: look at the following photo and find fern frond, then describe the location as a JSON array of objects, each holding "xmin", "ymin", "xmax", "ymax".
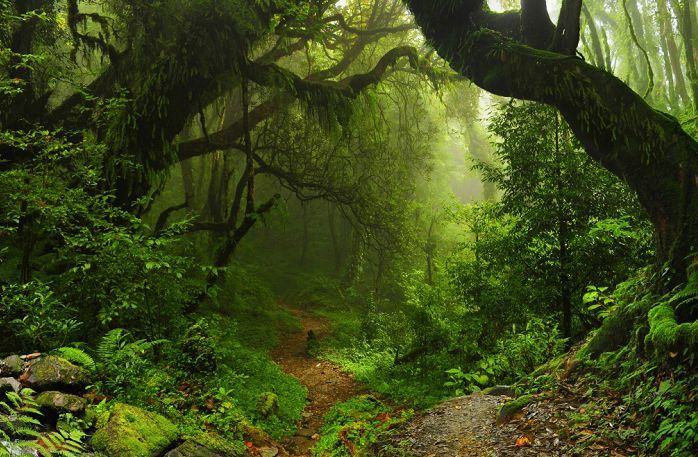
[
  {"xmin": 52, "ymin": 347, "xmax": 96, "ymax": 372},
  {"xmin": 97, "ymin": 328, "xmax": 128, "ymax": 361}
]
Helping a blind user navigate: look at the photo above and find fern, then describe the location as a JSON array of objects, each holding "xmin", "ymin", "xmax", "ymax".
[
  {"xmin": 96, "ymin": 328, "xmax": 128, "ymax": 361},
  {"xmin": 668, "ymin": 270, "xmax": 698, "ymax": 313},
  {"xmin": 51, "ymin": 347, "xmax": 96, "ymax": 372},
  {"xmin": 94, "ymin": 329, "xmax": 167, "ymax": 395},
  {"xmin": 0, "ymin": 388, "xmax": 43, "ymax": 455},
  {"xmin": 33, "ymin": 428, "xmax": 85, "ymax": 457}
]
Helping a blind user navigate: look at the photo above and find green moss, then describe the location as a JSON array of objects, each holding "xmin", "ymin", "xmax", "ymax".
[
  {"xmin": 92, "ymin": 403, "xmax": 179, "ymax": 457},
  {"xmin": 496, "ymin": 394, "xmax": 533, "ymax": 423},
  {"xmin": 645, "ymin": 304, "xmax": 698, "ymax": 353}
]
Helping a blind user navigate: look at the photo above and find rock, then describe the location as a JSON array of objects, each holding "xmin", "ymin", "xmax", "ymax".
[
  {"xmin": 482, "ymin": 385, "xmax": 516, "ymax": 397},
  {"xmin": 35, "ymin": 391, "xmax": 87, "ymax": 416},
  {"xmin": 0, "ymin": 355, "xmax": 24, "ymax": 376},
  {"xmin": 91, "ymin": 403, "xmax": 179, "ymax": 457},
  {"xmin": 0, "ymin": 440, "xmax": 36, "ymax": 456},
  {"xmin": 165, "ymin": 441, "xmax": 225, "ymax": 457},
  {"xmin": 24, "ymin": 356, "xmax": 89, "ymax": 393},
  {"xmin": 496, "ymin": 394, "xmax": 533, "ymax": 424},
  {"xmin": 0, "ymin": 377, "xmax": 21, "ymax": 394}
]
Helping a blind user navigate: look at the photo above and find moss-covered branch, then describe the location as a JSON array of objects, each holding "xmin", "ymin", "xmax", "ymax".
[{"xmin": 645, "ymin": 304, "xmax": 698, "ymax": 353}]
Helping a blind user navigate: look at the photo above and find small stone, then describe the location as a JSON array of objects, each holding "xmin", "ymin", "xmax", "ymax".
[
  {"xmin": 0, "ymin": 355, "xmax": 24, "ymax": 376},
  {"xmin": 165, "ymin": 440, "xmax": 226, "ymax": 457},
  {"xmin": 0, "ymin": 377, "xmax": 21, "ymax": 394},
  {"xmin": 258, "ymin": 447, "xmax": 278, "ymax": 457},
  {"xmin": 311, "ymin": 434, "xmax": 320, "ymax": 441}
]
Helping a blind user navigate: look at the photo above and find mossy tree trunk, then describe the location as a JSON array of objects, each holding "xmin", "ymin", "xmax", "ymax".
[{"xmin": 405, "ymin": 0, "xmax": 698, "ymax": 293}]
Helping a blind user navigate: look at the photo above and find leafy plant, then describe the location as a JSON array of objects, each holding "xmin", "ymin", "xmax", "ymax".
[
  {"xmin": 94, "ymin": 329, "xmax": 167, "ymax": 396},
  {"xmin": 583, "ymin": 286, "xmax": 618, "ymax": 320},
  {"xmin": 0, "ymin": 281, "xmax": 81, "ymax": 352}
]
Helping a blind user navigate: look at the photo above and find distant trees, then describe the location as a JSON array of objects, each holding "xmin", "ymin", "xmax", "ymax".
[
  {"xmin": 1, "ymin": 0, "xmax": 450, "ymax": 285},
  {"xmin": 481, "ymin": 102, "xmax": 651, "ymax": 338},
  {"xmin": 404, "ymin": 1, "xmax": 698, "ymax": 294}
]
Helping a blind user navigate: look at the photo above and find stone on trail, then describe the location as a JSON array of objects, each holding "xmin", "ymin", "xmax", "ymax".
[{"xmin": 91, "ymin": 403, "xmax": 179, "ymax": 457}]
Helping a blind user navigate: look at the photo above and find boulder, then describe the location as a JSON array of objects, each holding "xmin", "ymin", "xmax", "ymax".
[
  {"xmin": 23, "ymin": 356, "xmax": 89, "ymax": 393},
  {"xmin": 0, "ymin": 377, "xmax": 21, "ymax": 394},
  {"xmin": 91, "ymin": 403, "xmax": 178, "ymax": 457},
  {"xmin": 0, "ymin": 355, "xmax": 23, "ymax": 376},
  {"xmin": 35, "ymin": 391, "xmax": 87, "ymax": 416}
]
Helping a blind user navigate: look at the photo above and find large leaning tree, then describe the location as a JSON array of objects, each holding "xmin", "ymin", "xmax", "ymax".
[{"xmin": 403, "ymin": 1, "xmax": 698, "ymax": 291}]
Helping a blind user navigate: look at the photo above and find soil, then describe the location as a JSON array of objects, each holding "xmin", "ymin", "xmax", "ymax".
[
  {"xmin": 272, "ymin": 306, "xmax": 365, "ymax": 457},
  {"xmin": 379, "ymin": 392, "xmax": 586, "ymax": 457}
]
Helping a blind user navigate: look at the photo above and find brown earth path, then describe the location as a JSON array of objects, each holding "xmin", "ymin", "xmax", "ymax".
[{"xmin": 272, "ymin": 306, "xmax": 365, "ymax": 457}]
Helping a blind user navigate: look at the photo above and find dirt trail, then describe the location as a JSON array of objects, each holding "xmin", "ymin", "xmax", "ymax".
[{"xmin": 272, "ymin": 306, "xmax": 364, "ymax": 457}]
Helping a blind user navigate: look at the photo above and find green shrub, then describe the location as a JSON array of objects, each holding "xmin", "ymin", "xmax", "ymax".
[
  {"xmin": 0, "ymin": 281, "xmax": 81, "ymax": 353},
  {"xmin": 312, "ymin": 396, "xmax": 413, "ymax": 457}
]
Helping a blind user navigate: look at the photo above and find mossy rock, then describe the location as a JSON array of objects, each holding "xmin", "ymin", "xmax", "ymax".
[
  {"xmin": 481, "ymin": 385, "xmax": 515, "ymax": 397},
  {"xmin": 496, "ymin": 395, "xmax": 533, "ymax": 424},
  {"xmin": 92, "ymin": 403, "xmax": 179, "ymax": 457},
  {"xmin": 0, "ymin": 355, "xmax": 23, "ymax": 376},
  {"xmin": 35, "ymin": 391, "xmax": 87, "ymax": 418},
  {"xmin": 165, "ymin": 433, "xmax": 246, "ymax": 457},
  {"xmin": 190, "ymin": 433, "xmax": 246, "ymax": 457},
  {"xmin": 25, "ymin": 356, "xmax": 89, "ymax": 393},
  {"xmin": 164, "ymin": 441, "xmax": 224, "ymax": 457}
]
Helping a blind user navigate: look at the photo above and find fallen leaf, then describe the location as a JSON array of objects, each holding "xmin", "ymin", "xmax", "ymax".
[{"xmin": 515, "ymin": 437, "xmax": 531, "ymax": 447}]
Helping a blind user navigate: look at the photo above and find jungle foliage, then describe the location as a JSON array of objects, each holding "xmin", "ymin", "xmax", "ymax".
[{"xmin": 1, "ymin": 0, "xmax": 697, "ymax": 456}]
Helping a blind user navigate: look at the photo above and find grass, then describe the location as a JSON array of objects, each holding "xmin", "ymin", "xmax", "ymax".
[{"xmin": 307, "ymin": 304, "xmax": 452, "ymax": 409}]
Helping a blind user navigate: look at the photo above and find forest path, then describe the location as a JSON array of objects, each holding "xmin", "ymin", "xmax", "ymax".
[{"xmin": 272, "ymin": 306, "xmax": 364, "ymax": 456}]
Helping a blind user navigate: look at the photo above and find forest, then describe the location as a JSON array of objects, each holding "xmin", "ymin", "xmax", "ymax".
[{"xmin": 0, "ymin": 0, "xmax": 697, "ymax": 455}]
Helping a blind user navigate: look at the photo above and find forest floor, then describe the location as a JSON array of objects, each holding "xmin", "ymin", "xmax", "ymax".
[
  {"xmin": 271, "ymin": 307, "xmax": 629, "ymax": 457},
  {"xmin": 272, "ymin": 306, "xmax": 365, "ymax": 456}
]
